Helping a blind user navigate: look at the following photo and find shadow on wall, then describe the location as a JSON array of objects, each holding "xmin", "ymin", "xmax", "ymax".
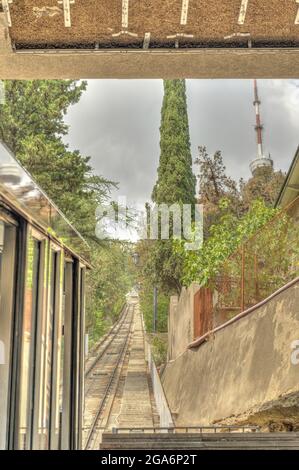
[{"xmin": 0, "ymin": 340, "xmax": 4, "ymax": 364}]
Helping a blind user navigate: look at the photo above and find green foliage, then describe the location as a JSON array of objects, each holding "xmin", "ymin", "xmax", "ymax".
[
  {"xmin": 149, "ymin": 80, "xmax": 196, "ymax": 294},
  {"xmin": 240, "ymin": 166, "xmax": 286, "ymax": 210},
  {"xmin": 0, "ymin": 80, "xmax": 87, "ymax": 154},
  {"xmin": 139, "ymin": 277, "xmax": 169, "ymax": 333},
  {"xmin": 196, "ymin": 146, "xmax": 239, "ymax": 207},
  {"xmin": 196, "ymin": 147, "xmax": 285, "ymax": 235},
  {"xmin": 215, "ymin": 202, "xmax": 299, "ymax": 317},
  {"xmin": 86, "ymin": 242, "xmax": 135, "ymax": 345},
  {"xmin": 0, "ymin": 79, "xmax": 131, "ymax": 342},
  {"xmin": 0, "ymin": 80, "xmax": 116, "ymax": 243},
  {"xmin": 176, "ymin": 199, "xmax": 278, "ymax": 287},
  {"xmin": 148, "ymin": 334, "xmax": 168, "ymax": 367},
  {"xmin": 152, "ymin": 79, "xmax": 196, "ymax": 206},
  {"xmin": 143, "ymin": 239, "xmax": 184, "ymax": 294}
]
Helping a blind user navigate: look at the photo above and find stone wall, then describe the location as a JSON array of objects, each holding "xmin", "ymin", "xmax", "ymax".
[{"xmin": 162, "ymin": 280, "xmax": 299, "ymax": 430}]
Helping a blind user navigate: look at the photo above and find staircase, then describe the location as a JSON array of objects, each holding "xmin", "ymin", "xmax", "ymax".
[{"xmin": 101, "ymin": 432, "xmax": 299, "ymax": 450}]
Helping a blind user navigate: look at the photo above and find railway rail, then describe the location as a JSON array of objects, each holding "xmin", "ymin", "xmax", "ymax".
[
  {"xmin": 83, "ymin": 304, "xmax": 135, "ymax": 450},
  {"xmin": 83, "ymin": 300, "xmax": 299, "ymax": 451},
  {"xmin": 85, "ymin": 303, "xmax": 127, "ymax": 377},
  {"xmin": 105, "ymin": 307, "xmax": 156, "ymax": 431}
]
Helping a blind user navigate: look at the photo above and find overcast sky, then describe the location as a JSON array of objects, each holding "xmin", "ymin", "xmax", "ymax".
[{"xmin": 64, "ymin": 79, "xmax": 299, "ymax": 205}]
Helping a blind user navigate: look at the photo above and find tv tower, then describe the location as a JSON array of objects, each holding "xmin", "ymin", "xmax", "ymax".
[{"xmin": 249, "ymin": 79, "xmax": 273, "ymax": 176}]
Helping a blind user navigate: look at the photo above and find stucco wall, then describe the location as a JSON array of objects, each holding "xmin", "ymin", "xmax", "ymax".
[
  {"xmin": 167, "ymin": 284, "xmax": 200, "ymax": 361},
  {"xmin": 162, "ymin": 281, "xmax": 299, "ymax": 428}
]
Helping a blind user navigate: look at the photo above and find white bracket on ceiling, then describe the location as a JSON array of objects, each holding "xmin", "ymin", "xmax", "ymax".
[
  {"xmin": 295, "ymin": 0, "xmax": 299, "ymax": 24},
  {"xmin": 122, "ymin": 0, "xmax": 129, "ymax": 29},
  {"xmin": 238, "ymin": 0, "xmax": 249, "ymax": 25},
  {"xmin": 2, "ymin": 0, "xmax": 13, "ymax": 27},
  {"xmin": 113, "ymin": 0, "xmax": 138, "ymax": 38},
  {"xmin": 112, "ymin": 30, "xmax": 137, "ymax": 38},
  {"xmin": 167, "ymin": 32, "xmax": 194, "ymax": 39},
  {"xmin": 167, "ymin": 31, "xmax": 194, "ymax": 48},
  {"xmin": 143, "ymin": 32, "xmax": 151, "ymax": 49},
  {"xmin": 224, "ymin": 32, "xmax": 250, "ymax": 40},
  {"xmin": 180, "ymin": 0, "xmax": 189, "ymax": 25},
  {"xmin": 57, "ymin": 0, "xmax": 74, "ymax": 27}
]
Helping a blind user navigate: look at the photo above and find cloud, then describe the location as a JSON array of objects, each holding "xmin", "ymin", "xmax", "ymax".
[{"xmin": 64, "ymin": 79, "xmax": 299, "ymax": 203}]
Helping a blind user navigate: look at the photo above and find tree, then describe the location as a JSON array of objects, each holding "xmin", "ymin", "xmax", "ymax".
[
  {"xmin": 0, "ymin": 80, "xmax": 86, "ymax": 154},
  {"xmin": 176, "ymin": 199, "xmax": 277, "ymax": 287},
  {"xmin": 148, "ymin": 80, "xmax": 196, "ymax": 294},
  {"xmin": 17, "ymin": 135, "xmax": 115, "ymax": 241},
  {"xmin": 0, "ymin": 80, "xmax": 115, "ymax": 242},
  {"xmin": 240, "ymin": 166, "xmax": 285, "ymax": 210},
  {"xmin": 86, "ymin": 242, "xmax": 135, "ymax": 344},
  {"xmin": 196, "ymin": 146, "xmax": 239, "ymax": 206},
  {"xmin": 152, "ymin": 80, "xmax": 196, "ymax": 206},
  {"xmin": 0, "ymin": 80, "xmax": 131, "ymax": 342},
  {"xmin": 189, "ymin": 148, "xmax": 286, "ymax": 291},
  {"xmin": 195, "ymin": 146, "xmax": 241, "ymax": 233}
]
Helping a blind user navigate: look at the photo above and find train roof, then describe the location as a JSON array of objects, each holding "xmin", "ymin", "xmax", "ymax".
[{"xmin": 0, "ymin": 140, "xmax": 90, "ymax": 264}]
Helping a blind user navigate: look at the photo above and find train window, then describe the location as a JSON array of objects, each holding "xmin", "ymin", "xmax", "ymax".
[
  {"xmin": 78, "ymin": 266, "xmax": 86, "ymax": 448},
  {"xmin": 36, "ymin": 245, "xmax": 63, "ymax": 450},
  {"xmin": 72, "ymin": 264, "xmax": 84, "ymax": 450},
  {"xmin": 29, "ymin": 241, "xmax": 64, "ymax": 450},
  {"xmin": 58, "ymin": 262, "xmax": 66, "ymax": 449},
  {"xmin": 18, "ymin": 233, "xmax": 41, "ymax": 449},
  {"xmin": 61, "ymin": 260, "xmax": 73, "ymax": 450},
  {"xmin": 49, "ymin": 248, "xmax": 63, "ymax": 450},
  {"xmin": 0, "ymin": 219, "xmax": 17, "ymax": 450},
  {"xmin": 62, "ymin": 261, "xmax": 85, "ymax": 450},
  {"xmin": 32, "ymin": 238, "xmax": 49, "ymax": 450}
]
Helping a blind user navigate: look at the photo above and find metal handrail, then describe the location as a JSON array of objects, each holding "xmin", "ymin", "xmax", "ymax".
[
  {"xmin": 112, "ymin": 425, "xmax": 260, "ymax": 434},
  {"xmin": 210, "ymin": 194, "xmax": 299, "ymax": 328}
]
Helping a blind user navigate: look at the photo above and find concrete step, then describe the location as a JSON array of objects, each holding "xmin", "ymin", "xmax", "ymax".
[{"xmin": 101, "ymin": 432, "xmax": 299, "ymax": 450}]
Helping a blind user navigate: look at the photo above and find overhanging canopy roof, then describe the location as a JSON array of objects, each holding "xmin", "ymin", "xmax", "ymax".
[
  {"xmin": 0, "ymin": 140, "xmax": 90, "ymax": 262},
  {"xmin": 276, "ymin": 146, "xmax": 299, "ymax": 208},
  {"xmin": 1, "ymin": 2, "xmax": 299, "ymax": 78},
  {"xmin": 5, "ymin": 1, "xmax": 299, "ymax": 49}
]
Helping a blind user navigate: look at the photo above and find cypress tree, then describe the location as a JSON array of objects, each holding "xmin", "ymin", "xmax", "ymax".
[
  {"xmin": 147, "ymin": 80, "xmax": 196, "ymax": 294},
  {"xmin": 152, "ymin": 79, "xmax": 196, "ymax": 205}
]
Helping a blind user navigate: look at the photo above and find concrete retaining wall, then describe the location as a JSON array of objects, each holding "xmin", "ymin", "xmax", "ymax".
[
  {"xmin": 162, "ymin": 281, "xmax": 299, "ymax": 429},
  {"xmin": 167, "ymin": 284, "xmax": 200, "ymax": 361}
]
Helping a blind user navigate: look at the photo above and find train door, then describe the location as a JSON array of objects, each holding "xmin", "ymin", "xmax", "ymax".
[{"xmin": 0, "ymin": 215, "xmax": 17, "ymax": 450}]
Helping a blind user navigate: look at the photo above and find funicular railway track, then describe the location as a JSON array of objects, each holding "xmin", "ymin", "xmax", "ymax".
[
  {"xmin": 85, "ymin": 303, "xmax": 128, "ymax": 377},
  {"xmin": 83, "ymin": 303, "xmax": 135, "ymax": 450},
  {"xmin": 83, "ymin": 300, "xmax": 299, "ymax": 451}
]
